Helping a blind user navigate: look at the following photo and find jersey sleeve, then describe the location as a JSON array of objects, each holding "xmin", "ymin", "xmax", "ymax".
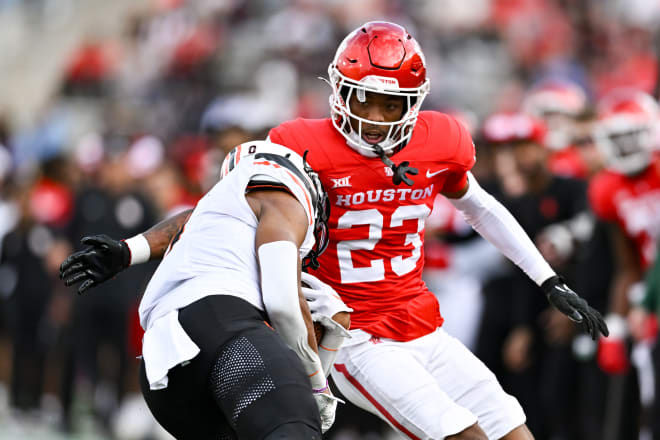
[
  {"xmin": 248, "ymin": 160, "xmax": 317, "ymax": 257},
  {"xmin": 588, "ymin": 173, "xmax": 618, "ymax": 222},
  {"xmin": 440, "ymin": 114, "xmax": 477, "ymax": 193},
  {"xmin": 246, "ymin": 174, "xmax": 294, "ymax": 194},
  {"xmin": 250, "ymin": 163, "xmax": 314, "ymax": 226}
]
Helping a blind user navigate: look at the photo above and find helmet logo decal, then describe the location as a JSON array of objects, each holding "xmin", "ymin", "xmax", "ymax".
[{"xmin": 361, "ymin": 75, "xmax": 400, "ymax": 89}]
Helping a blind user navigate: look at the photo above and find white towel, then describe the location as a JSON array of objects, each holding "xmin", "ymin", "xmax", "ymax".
[{"xmin": 142, "ymin": 310, "xmax": 200, "ymax": 390}]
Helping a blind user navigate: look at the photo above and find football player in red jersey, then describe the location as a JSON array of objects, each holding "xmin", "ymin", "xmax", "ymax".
[
  {"xmin": 522, "ymin": 79, "xmax": 591, "ymax": 179},
  {"xmin": 60, "ymin": 22, "xmax": 607, "ymax": 440},
  {"xmin": 588, "ymin": 89, "xmax": 660, "ymax": 375}
]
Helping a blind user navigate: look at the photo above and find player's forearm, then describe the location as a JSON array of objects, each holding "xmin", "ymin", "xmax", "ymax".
[
  {"xmin": 259, "ymin": 241, "xmax": 326, "ymax": 389},
  {"xmin": 142, "ymin": 209, "xmax": 192, "ymax": 259},
  {"xmin": 609, "ymin": 270, "xmax": 642, "ymax": 316},
  {"xmin": 449, "ymin": 173, "xmax": 555, "ymax": 286},
  {"xmin": 608, "ymin": 225, "xmax": 643, "ymax": 315},
  {"xmin": 299, "ymin": 290, "xmax": 320, "ymax": 354}
]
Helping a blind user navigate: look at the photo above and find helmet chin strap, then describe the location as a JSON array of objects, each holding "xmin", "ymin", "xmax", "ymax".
[
  {"xmin": 345, "ymin": 132, "xmax": 381, "ymax": 157},
  {"xmin": 372, "ymin": 144, "xmax": 418, "ymax": 186}
]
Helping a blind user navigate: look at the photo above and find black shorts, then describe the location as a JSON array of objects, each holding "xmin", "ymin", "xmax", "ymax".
[{"xmin": 139, "ymin": 295, "xmax": 321, "ymax": 439}]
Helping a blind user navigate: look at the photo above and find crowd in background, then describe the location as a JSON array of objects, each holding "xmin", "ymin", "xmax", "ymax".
[{"xmin": 1, "ymin": 0, "xmax": 660, "ymax": 439}]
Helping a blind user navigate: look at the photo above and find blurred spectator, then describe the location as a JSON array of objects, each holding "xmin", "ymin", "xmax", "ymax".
[
  {"xmin": 0, "ymin": 178, "xmax": 69, "ymax": 415},
  {"xmin": 628, "ymin": 241, "xmax": 660, "ymax": 439},
  {"xmin": 61, "ymin": 36, "xmax": 120, "ymax": 97},
  {"xmin": 477, "ymin": 112, "xmax": 592, "ymax": 438},
  {"xmin": 588, "ymin": 88, "xmax": 660, "ymax": 438},
  {"xmin": 143, "ymin": 161, "xmax": 196, "ymax": 218},
  {"xmin": 61, "ymin": 142, "xmax": 158, "ymax": 435},
  {"xmin": 522, "ymin": 78, "xmax": 591, "ymax": 178}
]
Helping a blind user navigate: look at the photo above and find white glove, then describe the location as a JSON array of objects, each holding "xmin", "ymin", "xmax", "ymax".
[
  {"xmin": 312, "ymin": 387, "xmax": 343, "ymax": 433},
  {"xmin": 313, "ymin": 314, "xmax": 352, "ymax": 376},
  {"xmin": 314, "ymin": 314, "xmax": 351, "ymax": 340},
  {"xmin": 302, "ymin": 272, "xmax": 352, "ymax": 375},
  {"xmin": 301, "ymin": 272, "xmax": 352, "ymax": 318}
]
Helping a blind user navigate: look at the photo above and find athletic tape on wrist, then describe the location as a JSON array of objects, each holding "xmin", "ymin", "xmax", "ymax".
[
  {"xmin": 312, "ymin": 379, "xmax": 329, "ymax": 394},
  {"xmin": 125, "ymin": 234, "xmax": 150, "ymax": 266}
]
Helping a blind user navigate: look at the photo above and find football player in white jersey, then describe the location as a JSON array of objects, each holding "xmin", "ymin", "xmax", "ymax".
[{"xmin": 61, "ymin": 141, "xmax": 351, "ymax": 439}]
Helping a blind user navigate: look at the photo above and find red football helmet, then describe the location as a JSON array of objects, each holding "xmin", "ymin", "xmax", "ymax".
[
  {"xmin": 593, "ymin": 88, "xmax": 659, "ymax": 175},
  {"xmin": 327, "ymin": 21, "xmax": 430, "ymax": 156},
  {"xmin": 522, "ymin": 79, "xmax": 587, "ymax": 150},
  {"xmin": 482, "ymin": 112, "xmax": 547, "ymax": 145}
]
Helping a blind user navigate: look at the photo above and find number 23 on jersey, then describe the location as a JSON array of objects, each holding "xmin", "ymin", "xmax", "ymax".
[{"xmin": 336, "ymin": 204, "xmax": 431, "ymax": 283}]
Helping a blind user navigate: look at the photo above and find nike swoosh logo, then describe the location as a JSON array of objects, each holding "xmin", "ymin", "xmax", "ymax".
[{"xmin": 426, "ymin": 168, "xmax": 449, "ymax": 178}]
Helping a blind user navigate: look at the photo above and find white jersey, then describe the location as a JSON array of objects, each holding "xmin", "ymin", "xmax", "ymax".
[{"xmin": 138, "ymin": 152, "xmax": 316, "ymax": 331}]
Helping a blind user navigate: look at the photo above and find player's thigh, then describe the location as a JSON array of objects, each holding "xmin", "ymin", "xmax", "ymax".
[
  {"xmin": 211, "ymin": 325, "xmax": 321, "ymax": 439},
  {"xmin": 139, "ymin": 359, "xmax": 236, "ymax": 440},
  {"xmin": 427, "ymin": 329, "xmax": 526, "ymax": 439},
  {"xmin": 177, "ymin": 295, "xmax": 321, "ymax": 439},
  {"xmin": 331, "ymin": 342, "xmax": 477, "ymax": 439}
]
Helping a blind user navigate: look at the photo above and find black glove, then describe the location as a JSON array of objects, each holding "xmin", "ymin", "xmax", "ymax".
[
  {"xmin": 59, "ymin": 234, "xmax": 131, "ymax": 294},
  {"xmin": 392, "ymin": 161, "xmax": 418, "ymax": 187},
  {"xmin": 541, "ymin": 275, "xmax": 609, "ymax": 340}
]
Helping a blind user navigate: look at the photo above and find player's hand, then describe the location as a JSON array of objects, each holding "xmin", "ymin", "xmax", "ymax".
[
  {"xmin": 541, "ymin": 275, "xmax": 608, "ymax": 340},
  {"xmin": 597, "ymin": 314, "xmax": 629, "ymax": 375},
  {"xmin": 303, "ymin": 274, "xmax": 352, "ymax": 375},
  {"xmin": 536, "ymin": 224, "xmax": 573, "ymax": 268},
  {"xmin": 59, "ymin": 234, "xmax": 130, "ymax": 294},
  {"xmin": 628, "ymin": 308, "xmax": 659, "ymax": 342},
  {"xmin": 314, "ymin": 314, "xmax": 351, "ymax": 344},
  {"xmin": 312, "ymin": 384, "xmax": 343, "ymax": 433},
  {"xmin": 502, "ymin": 326, "xmax": 534, "ymax": 372},
  {"xmin": 301, "ymin": 272, "xmax": 353, "ymax": 319}
]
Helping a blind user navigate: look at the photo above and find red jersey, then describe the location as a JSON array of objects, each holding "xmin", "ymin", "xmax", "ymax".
[
  {"xmin": 588, "ymin": 158, "xmax": 660, "ymax": 269},
  {"xmin": 269, "ymin": 111, "xmax": 476, "ymax": 341},
  {"xmin": 548, "ymin": 146, "xmax": 588, "ymax": 179}
]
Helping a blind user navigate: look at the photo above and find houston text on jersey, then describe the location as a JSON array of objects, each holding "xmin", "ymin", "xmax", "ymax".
[{"xmin": 335, "ymin": 185, "xmax": 434, "ymax": 207}]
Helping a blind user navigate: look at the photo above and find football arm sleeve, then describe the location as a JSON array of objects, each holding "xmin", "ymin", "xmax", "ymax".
[
  {"xmin": 254, "ymin": 189, "xmax": 326, "ymax": 390},
  {"xmin": 259, "ymin": 242, "xmax": 326, "ymax": 390},
  {"xmin": 447, "ymin": 172, "xmax": 555, "ymax": 286},
  {"xmin": 448, "ymin": 173, "xmax": 608, "ymax": 339}
]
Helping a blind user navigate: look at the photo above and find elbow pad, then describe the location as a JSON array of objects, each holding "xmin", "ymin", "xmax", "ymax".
[
  {"xmin": 448, "ymin": 173, "xmax": 555, "ymax": 286},
  {"xmin": 258, "ymin": 241, "xmax": 325, "ymax": 388}
]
